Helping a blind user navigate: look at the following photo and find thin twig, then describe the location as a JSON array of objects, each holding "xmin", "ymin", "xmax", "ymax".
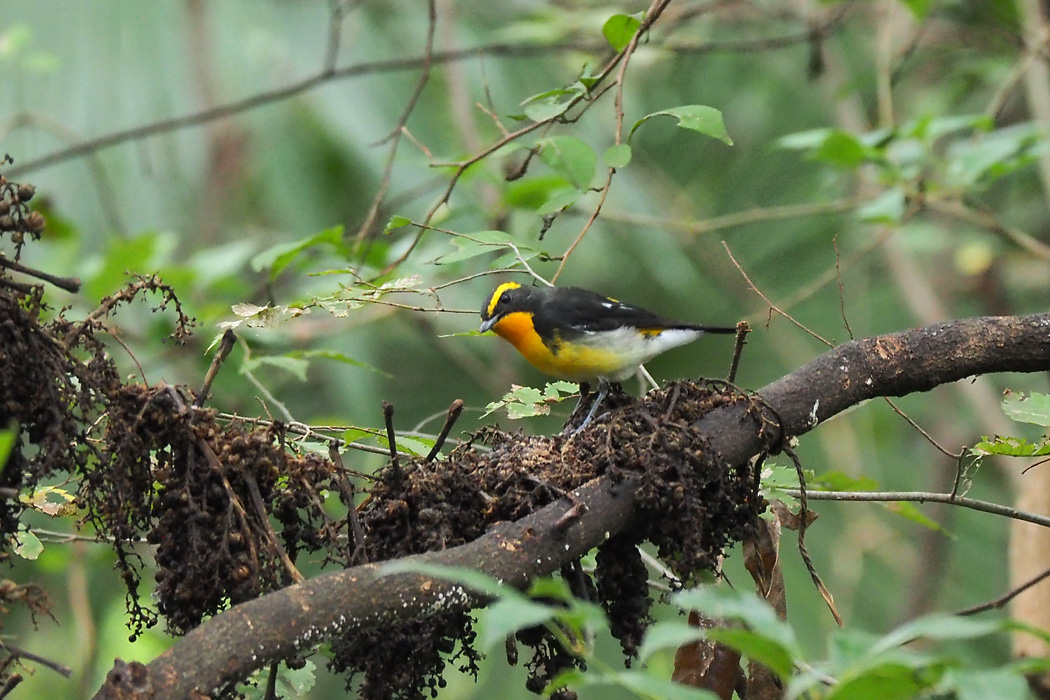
[
  {"xmin": 784, "ymin": 445, "xmax": 843, "ymax": 626},
  {"xmin": 0, "ymin": 255, "xmax": 80, "ymax": 293},
  {"xmin": 727, "ymin": 321, "xmax": 750, "ymax": 384},
  {"xmin": 722, "ymin": 241, "xmax": 832, "ymax": 346},
  {"xmin": 329, "ymin": 443, "xmax": 368, "ymax": 565},
  {"xmin": 352, "ymin": 0, "xmax": 438, "ymax": 251},
  {"xmin": 788, "ymin": 489, "xmax": 1050, "ymax": 529},
  {"xmin": 426, "ymin": 399, "xmax": 464, "ymax": 462},
  {"xmin": 883, "ymin": 398, "xmax": 963, "ymax": 459},
  {"xmin": 956, "ymin": 563, "xmax": 1050, "ymax": 616},
  {"xmin": 195, "ymin": 329, "xmax": 237, "ymax": 408},
  {"xmin": 1, "ymin": 644, "xmax": 72, "ymax": 678},
  {"xmin": 382, "ymin": 401, "xmax": 402, "ymax": 487}
]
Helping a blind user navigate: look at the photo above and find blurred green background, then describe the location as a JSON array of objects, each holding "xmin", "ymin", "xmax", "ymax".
[{"xmin": 2, "ymin": 0, "xmax": 1048, "ymax": 697}]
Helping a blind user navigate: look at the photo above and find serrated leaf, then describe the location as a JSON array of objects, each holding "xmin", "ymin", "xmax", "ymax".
[
  {"xmin": 1001, "ymin": 391, "xmax": 1050, "ymax": 426},
  {"xmin": 971, "ymin": 435, "xmax": 1050, "ymax": 457},
  {"xmin": 602, "ymin": 12, "xmax": 643, "ymax": 52},
  {"xmin": 539, "ymin": 136, "xmax": 597, "ymax": 190},
  {"xmin": 630, "ymin": 105, "xmax": 732, "ymax": 145},
  {"xmin": 604, "ymin": 143, "xmax": 632, "ymax": 168}
]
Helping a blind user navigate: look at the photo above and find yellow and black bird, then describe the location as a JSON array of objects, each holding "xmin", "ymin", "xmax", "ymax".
[{"xmin": 479, "ymin": 282, "xmax": 736, "ymax": 430}]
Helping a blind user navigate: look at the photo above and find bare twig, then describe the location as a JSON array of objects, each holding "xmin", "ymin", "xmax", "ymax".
[
  {"xmin": 1, "ymin": 643, "xmax": 72, "ymax": 678},
  {"xmin": 0, "ymin": 255, "xmax": 80, "ymax": 293},
  {"xmin": 784, "ymin": 445, "xmax": 843, "ymax": 626},
  {"xmin": 723, "ymin": 241, "xmax": 832, "ymax": 346},
  {"xmin": 788, "ymin": 489, "xmax": 1050, "ymax": 529},
  {"xmin": 195, "ymin": 329, "xmax": 237, "ymax": 409},
  {"xmin": 956, "ymin": 563, "xmax": 1050, "ymax": 616},
  {"xmin": 382, "ymin": 401, "xmax": 402, "ymax": 487},
  {"xmin": 426, "ymin": 399, "xmax": 464, "ymax": 462},
  {"xmin": 352, "ymin": 0, "xmax": 438, "ymax": 251},
  {"xmin": 727, "ymin": 321, "xmax": 750, "ymax": 384}
]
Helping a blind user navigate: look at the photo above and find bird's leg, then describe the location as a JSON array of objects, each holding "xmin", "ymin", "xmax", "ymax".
[
  {"xmin": 573, "ymin": 379, "xmax": 609, "ymax": 434},
  {"xmin": 568, "ymin": 381, "xmax": 591, "ymax": 421}
]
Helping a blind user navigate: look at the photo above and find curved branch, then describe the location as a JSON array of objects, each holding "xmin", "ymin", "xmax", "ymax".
[{"xmin": 91, "ymin": 313, "xmax": 1050, "ymax": 700}]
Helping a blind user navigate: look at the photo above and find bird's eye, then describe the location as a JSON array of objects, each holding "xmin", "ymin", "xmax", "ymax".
[{"xmin": 496, "ymin": 293, "xmax": 509, "ymax": 307}]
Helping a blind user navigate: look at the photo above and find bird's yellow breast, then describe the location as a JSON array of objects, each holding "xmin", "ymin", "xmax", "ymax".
[{"xmin": 490, "ymin": 311, "xmax": 631, "ymax": 382}]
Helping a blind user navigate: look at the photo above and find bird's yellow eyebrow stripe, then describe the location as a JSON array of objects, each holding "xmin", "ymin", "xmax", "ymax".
[{"xmin": 486, "ymin": 281, "xmax": 522, "ymax": 318}]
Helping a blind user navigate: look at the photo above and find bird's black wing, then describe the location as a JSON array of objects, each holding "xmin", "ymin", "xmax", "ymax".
[{"xmin": 540, "ymin": 287, "xmax": 729, "ymax": 334}]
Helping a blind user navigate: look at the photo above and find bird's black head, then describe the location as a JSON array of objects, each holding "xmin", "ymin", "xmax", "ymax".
[{"xmin": 480, "ymin": 282, "xmax": 543, "ymax": 332}]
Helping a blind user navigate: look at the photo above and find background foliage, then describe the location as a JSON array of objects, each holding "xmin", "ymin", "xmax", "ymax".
[{"xmin": 2, "ymin": 0, "xmax": 1050, "ymax": 698}]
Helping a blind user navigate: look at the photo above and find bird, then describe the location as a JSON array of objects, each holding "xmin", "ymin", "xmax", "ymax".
[{"xmin": 479, "ymin": 282, "xmax": 737, "ymax": 431}]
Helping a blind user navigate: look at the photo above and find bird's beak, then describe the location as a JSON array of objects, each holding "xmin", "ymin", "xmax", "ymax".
[{"xmin": 479, "ymin": 317, "xmax": 497, "ymax": 333}]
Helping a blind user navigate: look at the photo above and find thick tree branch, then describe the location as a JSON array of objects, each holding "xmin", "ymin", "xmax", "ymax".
[{"xmin": 91, "ymin": 313, "xmax": 1050, "ymax": 700}]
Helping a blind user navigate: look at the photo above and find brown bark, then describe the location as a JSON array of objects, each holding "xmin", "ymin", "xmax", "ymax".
[{"xmin": 92, "ymin": 313, "xmax": 1050, "ymax": 700}]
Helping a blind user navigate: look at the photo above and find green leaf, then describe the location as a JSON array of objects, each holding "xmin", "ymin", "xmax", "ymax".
[
  {"xmin": 0, "ymin": 426, "xmax": 16, "ymax": 469},
  {"xmin": 286, "ymin": 349, "xmax": 388, "ymax": 377},
  {"xmin": 251, "ymin": 226, "xmax": 347, "ymax": 280},
  {"xmin": 630, "ymin": 105, "xmax": 732, "ymax": 146},
  {"xmin": 885, "ymin": 502, "xmax": 946, "ymax": 532},
  {"xmin": 972, "ymin": 435, "xmax": 1050, "ymax": 457},
  {"xmin": 825, "ymin": 664, "xmax": 929, "ymax": 700},
  {"xmin": 811, "ymin": 471, "xmax": 879, "ymax": 492},
  {"xmin": 483, "ymin": 382, "xmax": 577, "ymax": 420},
  {"xmin": 857, "ymin": 188, "xmax": 906, "ymax": 224},
  {"xmin": 521, "ymin": 87, "xmax": 582, "ymax": 122},
  {"xmin": 946, "ymin": 668, "xmax": 1030, "ymax": 700},
  {"xmin": 776, "ymin": 127, "xmax": 833, "ymax": 150},
  {"xmin": 383, "ymin": 215, "xmax": 412, "ymax": 235},
  {"xmin": 899, "ymin": 0, "xmax": 932, "ymax": 19},
  {"xmin": 539, "ymin": 136, "xmax": 598, "ymax": 190},
  {"xmin": 706, "ymin": 628, "xmax": 794, "ymax": 679},
  {"xmin": 241, "ymin": 354, "xmax": 310, "ymax": 382},
  {"xmin": 637, "ymin": 621, "xmax": 705, "ymax": 663},
  {"xmin": 478, "ymin": 597, "xmax": 556, "ymax": 650},
  {"xmin": 435, "ymin": 230, "xmax": 517, "ymax": 265},
  {"xmin": 535, "ymin": 187, "xmax": 582, "ymax": 216},
  {"xmin": 814, "ymin": 130, "xmax": 873, "ymax": 168},
  {"xmin": 672, "ymin": 587, "xmax": 798, "ymax": 652},
  {"xmin": 604, "ymin": 144, "xmax": 633, "ymax": 168},
  {"xmin": 611, "ymin": 670, "xmax": 720, "ymax": 700},
  {"xmin": 870, "ymin": 614, "xmax": 1002, "ymax": 656},
  {"xmin": 14, "ymin": 528, "xmax": 43, "ymax": 560},
  {"xmin": 1001, "ymin": 391, "xmax": 1050, "ymax": 426},
  {"xmin": 602, "ymin": 12, "xmax": 643, "ymax": 52}
]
